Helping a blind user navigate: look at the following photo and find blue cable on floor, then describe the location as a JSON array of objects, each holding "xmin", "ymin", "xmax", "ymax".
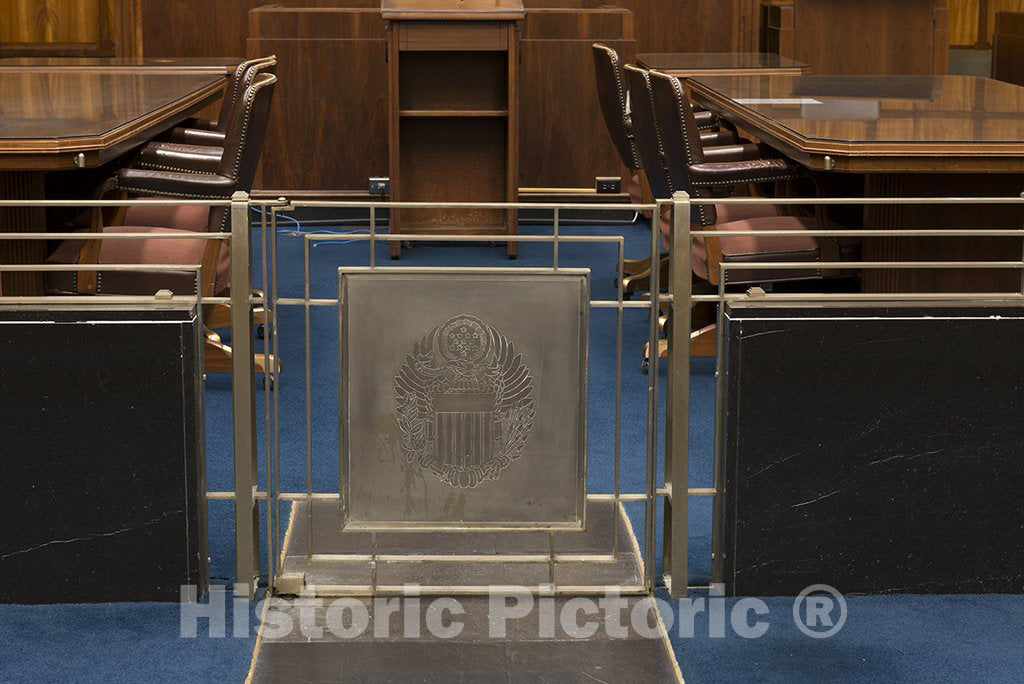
[{"xmin": 249, "ymin": 206, "xmax": 369, "ymax": 246}]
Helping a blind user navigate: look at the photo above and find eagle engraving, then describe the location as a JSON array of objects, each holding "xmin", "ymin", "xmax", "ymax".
[{"xmin": 394, "ymin": 314, "xmax": 536, "ymax": 488}]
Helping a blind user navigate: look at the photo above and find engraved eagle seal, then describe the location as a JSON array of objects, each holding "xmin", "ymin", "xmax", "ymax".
[{"xmin": 393, "ymin": 314, "xmax": 536, "ymax": 488}]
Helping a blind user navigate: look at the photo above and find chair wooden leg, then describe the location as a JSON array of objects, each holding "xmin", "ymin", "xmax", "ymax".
[
  {"xmin": 622, "ymin": 256, "xmax": 671, "ymax": 297},
  {"xmin": 622, "ymin": 255, "xmax": 652, "ymax": 276},
  {"xmin": 204, "ymin": 290, "xmax": 271, "ymax": 331},
  {"xmin": 643, "ymin": 322, "xmax": 717, "ymax": 371},
  {"xmin": 203, "ymin": 328, "xmax": 280, "ymax": 375}
]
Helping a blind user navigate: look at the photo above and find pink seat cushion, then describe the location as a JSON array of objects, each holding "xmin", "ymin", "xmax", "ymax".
[
  {"xmin": 714, "ymin": 202, "xmax": 777, "ymax": 224},
  {"xmin": 123, "ymin": 203, "xmax": 210, "ymax": 231},
  {"xmin": 658, "ymin": 202, "xmax": 777, "ymax": 246},
  {"xmin": 692, "ymin": 215, "xmax": 821, "ymax": 283},
  {"xmin": 47, "ymin": 225, "xmax": 228, "ymax": 295}
]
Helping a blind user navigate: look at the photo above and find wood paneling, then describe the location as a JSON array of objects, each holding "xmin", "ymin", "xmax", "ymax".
[
  {"xmin": 764, "ymin": 0, "xmax": 949, "ymax": 75},
  {"xmin": 138, "ymin": 0, "xmax": 376, "ymax": 59},
  {"xmin": 949, "ymin": 0, "xmax": 981, "ymax": 46},
  {"xmin": 949, "ymin": 0, "xmax": 1024, "ymax": 48},
  {"xmin": 520, "ymin": 0, "xmax": 748, "ymax": 52},
  {"xmin": 519, "ymin": 8, "xmax": 634, "ymax": 190},
  {"xmin": 993, "ymin": 11, "xmax": 1024, "ymax": 84},
  {"xmin": 0, "ymin": 0, "xmax": 116, "ymax": 57},
  {"xmin": 247, "ymin": 7, "xmax": 387, "ymax": 193}
]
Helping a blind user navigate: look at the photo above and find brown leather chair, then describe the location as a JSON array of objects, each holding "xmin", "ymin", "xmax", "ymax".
[
  {"xmin": 647, "ymin": 69, "xmax": 858, "ymax": 286},
  {"xmin": 592, "ymin": 44, "xmax": 642, "ymax": 182},
  {"xmin": 593, "ymin": 45, "xmax": 732, "ymax": 276},
  {"xmin": 163, "ymin": 55, "xmax": 277, "ymax": 146},
  {"xmin": 136, "ymin": 57, "xmax": 277, "ymax": 174},
  {"xmin": 630, "ymin": 66, "xmax": 858, "ymax": 365},
  {"xmin": 622, "ymin": 64, "xmax": 778, "ymax": 296},
  {"xmin": 46, "ymin": 73, "xmax": 279, "ymax": 374}
]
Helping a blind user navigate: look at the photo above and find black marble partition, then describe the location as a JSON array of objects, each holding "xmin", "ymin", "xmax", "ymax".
[
  {"xmin": 721, "ymin": 302, "xmax": 1024, "ymax": 596},
  {"xmin": 0, "ymin": 306, "xmax": 205, "ymax": 603}
]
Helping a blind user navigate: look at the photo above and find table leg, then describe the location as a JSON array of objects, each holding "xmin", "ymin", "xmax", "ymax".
[
  {"xmin": 0, "ymin": 171, "xmax": 47, "ymax": 296},
  {"xmin": 863, "ymin": 173, "xmax": 1024, "ymax": 294}
]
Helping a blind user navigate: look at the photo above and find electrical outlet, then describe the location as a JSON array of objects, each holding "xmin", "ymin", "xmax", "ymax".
[
  {"xmin": 596, "ymin": 177, "xmax": 621, "ymax": 194},
  {"xmin": 369, "ymin": 177, "xmax": 390, "ymax": 195}
]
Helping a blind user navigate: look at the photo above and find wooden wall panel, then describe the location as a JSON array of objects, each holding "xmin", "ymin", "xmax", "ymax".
[
  {"xmin": 767, "ymin": 0, "xmax": 949, "ymax": 74},
  {"xmin": 993, "ymin": 11, "xmax": 1024, "ymax": 84},
  {"xmin": 138, "ymin": 0, "xmax": 377, "ymax": 59},
  {"xmin": 949, "ymin": 0, "xmax": 1024, "ymax": 48},
  {"xmin": 248, "ymin": 8, "xmax": 387, "ymax": 193},
  {"xmin": 0, "ymin": 0, "xmax": 115, "ymax": 57},
  {"xmin": 949, "ymin": 0, "xmax": 981, "ymax": 45},
  {"xmin": 131, "ymin": 1, "xmax": 765, "ymax": 62},
  {"xmin": 519, "ymin": 9, "xmax": 634, "ymax": 190}
]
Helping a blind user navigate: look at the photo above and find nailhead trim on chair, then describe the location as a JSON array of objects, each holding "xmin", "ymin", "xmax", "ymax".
[
  {"xmin": 691, "ymin": 173, "xmax": 800, "ymax": 187},
  {"xmin": 631, "ymin": 67, "xmax": 674, "ymax": 193},
  {"xmin": 666, "ymin": 74, "xmax": 714, "ymax": 226},
  {"xmin": 117, "ymin": 186, "xmax": 228, "ymax": 200},
  {"xmin": 136, "ymin": 161, "xmax": 208, "ymax": 174},
  {"xmin": 603, "ymin": 46, "xmax": 642, "ymax": 169}
]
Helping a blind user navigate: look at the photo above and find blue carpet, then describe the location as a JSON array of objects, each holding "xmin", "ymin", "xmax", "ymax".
[{"xmin": 2, "ymin": 217, "xmax": 1022, "ymax": 682}]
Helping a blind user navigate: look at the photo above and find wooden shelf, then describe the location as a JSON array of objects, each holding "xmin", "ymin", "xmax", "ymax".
[{"xmin": 399, "ymin": 108, "xmax": 508, "ymax": 117}]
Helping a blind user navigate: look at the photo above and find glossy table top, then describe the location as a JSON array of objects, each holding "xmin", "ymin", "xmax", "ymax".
[
  {"xmin": 0, "ymin": 71, "xmax": 226, "ymax": 168},
  {"xmin": 688, "ymin": 74, "xmax": 1024, "ymax": 171},
  {"xmin": 0, "ymin": 57, "xmax": 239, "ymax": 74},
  {"xmin": 637, "ymin": 52, "xmax": 808, "ymax": 75}
]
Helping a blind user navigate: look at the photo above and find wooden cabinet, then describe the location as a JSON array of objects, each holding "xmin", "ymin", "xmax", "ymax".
[{"xmin": 383, "ymin": 0, "xmax": 522, "ymax": 258}]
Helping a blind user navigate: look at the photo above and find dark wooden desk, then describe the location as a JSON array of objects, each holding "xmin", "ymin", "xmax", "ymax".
[
  {"xmin": 0, "ymin": 68, "xmax": 227, "ymax": 295},
  {"xmin": 637, "ymin": 52, "xmax": 808, "ymax": 77},
  {"xmin": 688, "ymin": 74, "xmax": 1024, "ymax": 293}
]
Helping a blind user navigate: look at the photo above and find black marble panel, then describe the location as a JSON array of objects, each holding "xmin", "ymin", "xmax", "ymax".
[
  {"xmin": 721, "ymin": 302, "xmax": 1024, "ymax": 595},
  {"xmin": 0, "ymin": 306, "xmax": 205, "ymax": 603}
]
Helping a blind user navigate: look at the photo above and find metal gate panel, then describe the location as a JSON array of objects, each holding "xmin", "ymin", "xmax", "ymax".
[{"xmin": 338, "ymin": 268, "xmax": 589, "ymax": 531}]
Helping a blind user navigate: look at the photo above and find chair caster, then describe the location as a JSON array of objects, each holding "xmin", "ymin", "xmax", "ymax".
[
  {"xmin": 256, "ymin": 324, "xmax": 266, "ymax": 340},
  {"xmin": 262, "ymin": 375, "xmax": 276, "ymax": 391},
  {"xmin": 641, "ymin": 359, "xmax": 650, "ymax": 374}
]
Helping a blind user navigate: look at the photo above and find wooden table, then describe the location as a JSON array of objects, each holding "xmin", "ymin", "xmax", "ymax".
[
  {"xmin": 0, "ymin": 65, "xmax": 228, "ymax": 295},
  {"xmin": 688, "ymin": 74, "xmax": 1024, "ymax": 293},
  {"xmin": 0, "ymin": 57, "xmax": 239, "ymax": 74},
  {"xmin": 636, "ymin": 52, "xmax": 808, "ymax": 77}
]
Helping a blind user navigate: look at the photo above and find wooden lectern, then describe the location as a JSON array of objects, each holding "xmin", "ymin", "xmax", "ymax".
[{"xmin": 382, "ymin": 0, "xmax": 524, "ymax": 258}]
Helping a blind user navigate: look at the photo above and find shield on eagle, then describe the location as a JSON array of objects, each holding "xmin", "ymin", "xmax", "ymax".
[{"xmin": 394, "ymin": 314, "xmax": 536, "ymax": 488}]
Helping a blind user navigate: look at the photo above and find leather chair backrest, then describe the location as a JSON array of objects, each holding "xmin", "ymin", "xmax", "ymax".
[
  {"xmin": 649, "ymin": 70, "xmax": 718, "ymax": 225},
  {"xmin": 623, "ymin": 65, "xmax": 672, "ymax": 199},
  {"xmin": 218, "ymin": 70, "xmax": 277, "ymax": 192},
  {"xmin": 592, "ymin": 44, "xmax": 641, "ymax": 170},
  {"xmin": 205, "ymin": 70, "xmax": 277, "ymax": 233},
  {"xmin": 217, "ymin": 56, "xmax": 277, "ymax": 133}
]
